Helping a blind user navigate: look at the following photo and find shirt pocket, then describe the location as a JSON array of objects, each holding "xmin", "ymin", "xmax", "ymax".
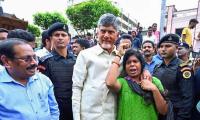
[{"xmin": 38, "ymin": 93, "xmax": 49, "ymax": 112}]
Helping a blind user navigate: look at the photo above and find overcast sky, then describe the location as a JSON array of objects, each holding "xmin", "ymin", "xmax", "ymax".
[{"xmin": 1, "ymin": 0, "xmax": 199, "ymax": 28}]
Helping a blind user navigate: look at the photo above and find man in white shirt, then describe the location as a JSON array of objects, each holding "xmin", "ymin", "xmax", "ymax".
[
  {"xmin": 35, "ymin": 30, "xmax": 51, "ymax": 58},
  {"xmin": 72, "ymin": 13, "xmax": 120, "ymax": 120},
  {"xmin": 143, "ymin": 26, "xmax": 157, "ymax": 44}
]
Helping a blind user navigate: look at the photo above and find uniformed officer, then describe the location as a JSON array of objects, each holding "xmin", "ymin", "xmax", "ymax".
[
  {"xmin": 153, "ymin": 34, "xmax": 194, "ymax": 120},
  {"xmin": 38, "ymin": 22, "xmax": 76, "ymax": 120},
  {"xmin": 178, "ymin": 42, "xmax": 192, "ymax": 66}
]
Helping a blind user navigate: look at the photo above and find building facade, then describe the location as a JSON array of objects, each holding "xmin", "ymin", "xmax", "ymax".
[
  {"xmin": 165, "ymin": 2, "xmax": 200, "ymax": 51},
  {"xmin": 0, "ymin": 1, "xmax": 28, "ymax": 30},
  {"xmin": 165, "ymin": 5, "xmax": 197, "ymax": 37}
]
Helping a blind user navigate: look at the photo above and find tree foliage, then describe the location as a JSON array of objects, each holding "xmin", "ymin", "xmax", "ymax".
[
  {"xmin": 27, "ymin": 24, "xmax": 41, "ymax": 37},
  {"xmin": 66, "ymin": 0, "xmax": 120, "ymax": 34},
  {"xmin": 33, "ymin": 12, "xmax": 68, "ymax": 30}
]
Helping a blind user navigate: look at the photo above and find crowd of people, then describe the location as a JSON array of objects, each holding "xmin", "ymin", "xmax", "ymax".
[{"xmin": 0, "ymin": 13, "xmax": 200, "ymax": 120}]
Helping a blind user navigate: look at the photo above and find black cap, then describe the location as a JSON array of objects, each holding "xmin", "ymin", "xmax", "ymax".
[
  {"xmin": 0, "ymin": 28, "xmax": 8, "ymax": 33},
  {"xmin": 48, "ymin": 22, "xmax": 68, "ymax": 36},
  {"xmin": 178, "ymin": 42, "xmax": 190, "ymax": 49},
  {"xmin": 158, "ymin": 34, "xmax": 180, "ymax": 47}
]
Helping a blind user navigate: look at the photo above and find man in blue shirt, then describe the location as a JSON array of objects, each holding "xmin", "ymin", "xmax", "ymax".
[
  {"xmin": 0, "ymin": 39, "xmax": 59, "ymax": 120},
  {"xmin": 153, "ymin": 47, "xmax": 163, "ymax": 64},
  {"xmin": 142, "ymin": 40, "xmax": 161, "ymax": 74},
  {"xmin": 131, "ymin": 29, "xmax": 142, "ymax": 49},
  {"xmin": 136, "ymin": 27, "xmax": 143, "ymax": 44}
]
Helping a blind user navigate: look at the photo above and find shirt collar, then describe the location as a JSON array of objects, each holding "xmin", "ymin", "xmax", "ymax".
[
  {"xmin": 95, "ymin": 44, "xmax": 118, "ymax": 56},
  {"xmin": 161, "ymin": 56, "xmax": 179, "ymax": 66},
  {"xmin": 52, "ymin": 50, "xmax": 62, "ymax": 60},
  {"xmin": 157, "ymin": 53, "xmax": 162, "ymax": 60},
  {"xmin": 52, "ymin": 50, "xmax": 75, "ymax": 61},
  {"xmin": 145, "ymin": 57, "xmax": 156, "ymax": 65},
  {"xmin": 42, "ymin": 47, "xmax": 49, "ymax": 53}
]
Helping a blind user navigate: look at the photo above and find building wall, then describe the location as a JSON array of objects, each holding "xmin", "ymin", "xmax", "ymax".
[
  {"xmin": 165, "ymin": 5, "xmax": 200, "ymax": 51},
  {"xmin": 166, "ymin": 6, "xmax": 197, "ymax": 36},
  {"xmin": 118, "ymin": 13, "xmax": 137, "ymax": 33}
]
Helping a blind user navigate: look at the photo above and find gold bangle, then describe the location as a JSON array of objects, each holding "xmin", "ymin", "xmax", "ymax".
[{"xmin": 112, "ymin": 61, "xmax": 120, "ymax": 67}]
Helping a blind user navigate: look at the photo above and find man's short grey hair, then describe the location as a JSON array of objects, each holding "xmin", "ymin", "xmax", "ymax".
[{"xmin": 97, "ymin": 13, "xmax": 120, "ymax": 31}]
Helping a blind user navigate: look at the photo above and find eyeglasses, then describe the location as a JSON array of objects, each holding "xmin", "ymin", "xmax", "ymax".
[{"xmin": 13, "ymin": 55, "xmax": 38, "ymax": 63}]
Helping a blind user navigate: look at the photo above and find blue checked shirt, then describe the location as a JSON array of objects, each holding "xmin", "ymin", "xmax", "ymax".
[
  {"xmin": 0, "ymin": 68, "xmax": 59, "ymax": 120},
  {"xmin": 145, "ymin": 57, "xmax": 162, "ymax": 75}
]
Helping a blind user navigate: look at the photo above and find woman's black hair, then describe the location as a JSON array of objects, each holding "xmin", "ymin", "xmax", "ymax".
[{"xmin": 121, "ymin": 48, "xmax": 145, "ymax": 77}]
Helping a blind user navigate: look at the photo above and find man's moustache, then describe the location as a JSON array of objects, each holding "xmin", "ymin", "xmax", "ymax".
[
  {"xmin": 144, "ymin": 51, "xmax": 150, "ymax": 53},
  {"xmin": 27, "ymin": 64, "xmax": 38, "ymax": 70}
]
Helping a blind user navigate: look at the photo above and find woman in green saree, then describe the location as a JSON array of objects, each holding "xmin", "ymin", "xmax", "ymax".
[{"xmin": 106, "ymin": 47, "xmax": 168, "ymax": 120}]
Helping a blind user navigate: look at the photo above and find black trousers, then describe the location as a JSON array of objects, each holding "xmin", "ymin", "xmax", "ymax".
[
  {"xmin": 57, "ymin": 98, "xmax": 73, "ymax": 120},
  {"xmin": 191, "ymin": 99, "xmax": 200, "ymax": 120}
]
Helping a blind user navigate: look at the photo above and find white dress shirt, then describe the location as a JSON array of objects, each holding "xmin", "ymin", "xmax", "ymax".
[
  {"xmin": 72, "ymin": 44, "xmax": 117, "ymax": 120},
  {"xmin": 35, "ymin": 47, "xmax": 50, "ymax": 58},
  {"xmin": 143, "ymin": 35, "xmax": 157, "ymax": 44}
]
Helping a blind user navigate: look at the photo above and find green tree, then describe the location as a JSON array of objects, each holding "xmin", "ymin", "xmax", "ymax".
[
  {"xmin": 66, "ymin": 0, "xmax": 120, "ymax": 35},
  {"xmin": 27, "ymin": 24, "xmax": 41, "ymax": 37},
  {"xmin": 33, "ymin": 12, "xmax": 68, "ymax": 30}
]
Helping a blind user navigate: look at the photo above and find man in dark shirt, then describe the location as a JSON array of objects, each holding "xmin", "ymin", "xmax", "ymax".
[
  {"xmin": 72, "ymin": 38, "xmax": 90, "ymax": 56},
  {"xmin": 39, "ymin": 22, "xmax": 76, "ymax": 120},
  {"xmin": 136, "ymin": 26, "xmax": 143, "ymax": 44},
  {"xmin": 191, "ymin": 67, "xmax": 200, "ymax": 120},
  {"xmin": 153, "ymin": 34, "xmax": 194, "ymax": 120}
]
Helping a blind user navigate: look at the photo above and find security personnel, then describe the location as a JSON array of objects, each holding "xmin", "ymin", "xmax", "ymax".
[
  {"xmin": 153, "ymin": 34, "xmax": 194, "ymax": 120},
  {"xmin": 38, "ymin": 22, "xmax": 76, "ymax": 120},
  {"xmin": 178, "ymin": 42, "xmax": 192, "ymax": 66}
]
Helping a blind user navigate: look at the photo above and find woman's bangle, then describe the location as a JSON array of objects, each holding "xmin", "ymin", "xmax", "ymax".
[{"xmin": 112, "ymin": 61, "xmax": 120, "ymax": 67}]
